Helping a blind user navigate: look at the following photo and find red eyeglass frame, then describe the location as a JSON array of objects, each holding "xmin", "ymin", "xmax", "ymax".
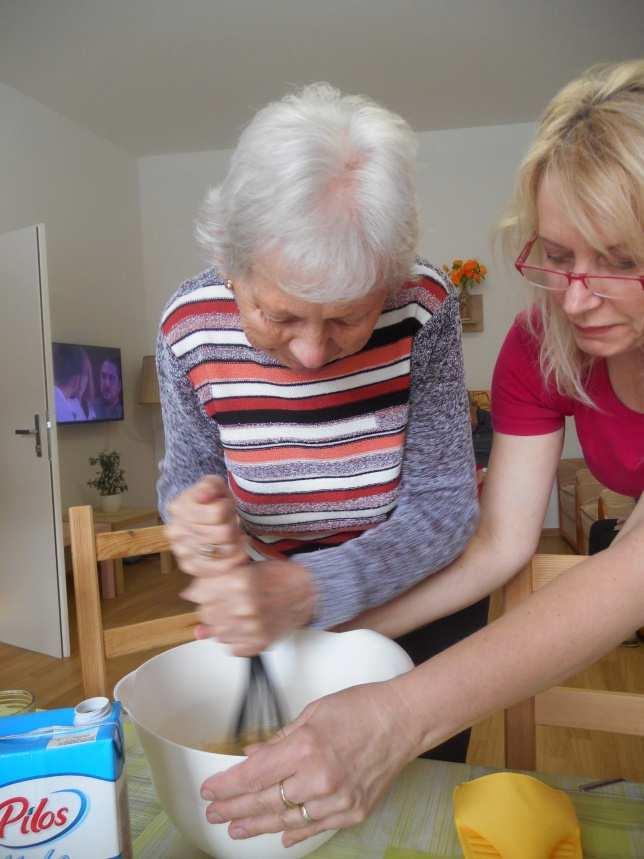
[{"xmin": 515, "ymin": 235, "xmax": 644, "ymax": 293}]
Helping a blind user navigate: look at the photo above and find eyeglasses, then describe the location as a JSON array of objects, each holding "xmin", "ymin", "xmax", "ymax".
[{"xmin": 515, "ymin": 236, "xmax": 644, "ymax": 301}]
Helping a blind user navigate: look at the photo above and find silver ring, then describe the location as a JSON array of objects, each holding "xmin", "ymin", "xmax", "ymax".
[
  {"xmin": 279, "ymin": 780, "xmax": 298, "ymax": 810},
  {"xmin": 299, "ymin": 803, "xmax": 313, "ymax": 823}
]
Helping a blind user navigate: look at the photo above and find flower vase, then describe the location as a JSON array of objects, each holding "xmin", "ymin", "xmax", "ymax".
[
  {"xmin": 100, "ymin": 493, "xmax": 123, "ymax": 514},
  {"xmin": 458, "ymin": 289, "xmax": 473, "ymax": 321}
]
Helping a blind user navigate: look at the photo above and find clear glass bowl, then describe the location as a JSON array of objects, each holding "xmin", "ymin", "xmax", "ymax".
[{"xmin": 0, "ymin": 688, "xmax": 36, "ymax": 716}]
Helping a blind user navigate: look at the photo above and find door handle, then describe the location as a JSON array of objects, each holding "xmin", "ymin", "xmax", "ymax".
[{"xmin": 14, "ymin": 414, "xmax": 42, "ymax": 457}]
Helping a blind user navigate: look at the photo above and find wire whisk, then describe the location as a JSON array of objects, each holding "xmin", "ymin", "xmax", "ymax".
[{"xmin": 232, "ymin": 654, "xmax": 285, "ymax": 747}]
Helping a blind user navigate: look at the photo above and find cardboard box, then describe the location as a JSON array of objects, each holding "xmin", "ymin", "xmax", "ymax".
[{"xmin": 0, "ymin": 700, "xmax": 131, "ymax": 858}]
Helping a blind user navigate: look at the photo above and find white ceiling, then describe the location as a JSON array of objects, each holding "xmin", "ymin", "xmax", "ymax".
[{"xmin": 1, "ymin": 0, "xmax": 643, "ymax": 156}]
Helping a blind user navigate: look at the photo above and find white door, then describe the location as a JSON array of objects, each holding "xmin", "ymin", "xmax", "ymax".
[{"xmin": 0, "ymin": 224, "xmax": 69, "ymax": 657}]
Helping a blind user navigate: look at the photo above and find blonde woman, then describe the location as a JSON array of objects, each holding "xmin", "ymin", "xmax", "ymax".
[{"xmin": 201, "ymin": 60, "xmax": 644, "ymax": 844}]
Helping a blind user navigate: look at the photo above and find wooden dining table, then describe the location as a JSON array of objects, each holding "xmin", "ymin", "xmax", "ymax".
[{"xmin": 125, "ymin": 723, "xmax": 644, "ymax": 858}]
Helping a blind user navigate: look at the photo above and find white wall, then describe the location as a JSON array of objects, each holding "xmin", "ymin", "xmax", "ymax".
[
  {"xmin": 417, "ymin": 123, "xmax": 533, "ymax": 386},
  {"xmin": 138, "ymin": 121, "xmax": 582, "ymax": 525},
  {"xmin": 138, "ymin": 149, "xmax": 232, "ymax": 334},
  {"xmin": 415, "ymin": 123, "xmax": 581, "ymax": 525},
  {"xmin": 0, "ymin": 82, "xmax": 157, "ymax": 511}
]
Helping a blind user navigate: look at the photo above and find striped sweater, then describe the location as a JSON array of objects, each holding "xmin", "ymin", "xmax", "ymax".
[{"xmin": 157, "ymin": 261, "xmax": 478, "ymax": 628}]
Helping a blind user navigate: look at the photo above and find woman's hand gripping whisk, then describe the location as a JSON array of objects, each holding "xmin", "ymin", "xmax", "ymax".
[
  {"xmin": 168, "ymin": 475, "xmax": 257, "ymax": 647},
  {"xmin": 167, "ymin": 475, "xmax": 289, "ymax": 744},
  {"xmin": 167, "ymin": 475, "xmax": 249, "ymax": 579},
  {"xmin": 170, "ymin": 477, "xmax": 317, "ymax": 658}
]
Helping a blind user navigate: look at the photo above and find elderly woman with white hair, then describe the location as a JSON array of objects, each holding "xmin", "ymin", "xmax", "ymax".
[{"xmin": 157, "ymin": 83, "xmax": 482, "ymax": 762}]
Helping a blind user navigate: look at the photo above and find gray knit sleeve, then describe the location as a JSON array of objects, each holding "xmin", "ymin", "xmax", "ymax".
[
  {"xmin": 156, "ymin": 333, "xmax": 227, "ymax": 520},
  {"xmin": 293, "ymin": 294, "xmax": 479, "ymax": 629}
]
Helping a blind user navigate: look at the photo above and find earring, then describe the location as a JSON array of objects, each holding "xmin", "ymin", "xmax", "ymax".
[{"xmin": 226, "ymin": 279, "xmax": 234, "ymax": 293}]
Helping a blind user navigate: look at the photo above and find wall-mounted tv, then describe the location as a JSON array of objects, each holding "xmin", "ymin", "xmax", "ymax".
[{"xmin": 52, "ymin": 342, "xmax": 124, "ymax": 424}]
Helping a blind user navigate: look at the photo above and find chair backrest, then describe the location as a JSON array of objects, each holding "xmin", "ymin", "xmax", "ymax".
[
  {"xmin": 467, "ymin": 389, "xmax": 491, "ymax": 418},
  {"xmin": 503, "ymin": 554, "xmax": 644, "ymax": 771},
  {"xmin": 598, "ymin": 490, "xmax": 636, "ymax": 521},
  {"xmin": 69, "ymin": 505, "xmax": 198, "ymax": 699},
  {"xmin": 573, "ymin": 470, "xmax": 603, "ymax": 553}
]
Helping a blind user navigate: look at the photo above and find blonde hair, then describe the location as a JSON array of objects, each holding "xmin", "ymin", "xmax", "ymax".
[{"xmin": 500, "ymin": 59, "xmax": 644, "ymax": 404}]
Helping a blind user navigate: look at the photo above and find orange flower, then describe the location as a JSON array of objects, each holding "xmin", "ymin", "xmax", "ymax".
[
  {"xmin": 443, "ymin": 257, "xmax": 487, "ymax": 289},
  {"xmin": 462, "ymin": 259, "xmax": 477, "ymax": 277}
]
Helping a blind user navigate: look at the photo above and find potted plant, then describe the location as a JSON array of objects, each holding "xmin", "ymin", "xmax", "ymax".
[{"xmin": 88, "ymin": 450, "xmax": 128, "ymax": 513}]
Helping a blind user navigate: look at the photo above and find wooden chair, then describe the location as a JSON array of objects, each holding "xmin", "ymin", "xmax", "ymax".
[
  {"xmin": 467, "ymin": 388, "xmax": 491, "ymax": 422},
  {"xmin": 556, "ymin": 458, "xmax": 586, "ymax": 551},
  {"xmin": 573, "ymin": 469, "xmax": 602, "ymax": 554},
  {"xmin": 69, "ymin": 505, "xmax": 198, "ymax": 699},
  {"xmin": 598, "ymin": 489, "xmax": 636, "ymax": 522},
  {"xmin": 503, "ymin": 554, "xmax": 644, "ymax": 771}
]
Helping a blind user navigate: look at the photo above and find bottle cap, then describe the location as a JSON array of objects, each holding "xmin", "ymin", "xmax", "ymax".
[{"xmin": 73, "ymin": 696, "xmax": 112, "ymax": 726}]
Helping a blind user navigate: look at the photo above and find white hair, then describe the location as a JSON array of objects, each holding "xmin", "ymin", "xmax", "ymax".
[{"xmin": 195, "ymin": 83, "xmax": 419, "ymax": 302}]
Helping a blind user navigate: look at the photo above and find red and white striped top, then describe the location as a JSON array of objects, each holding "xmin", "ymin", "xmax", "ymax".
[{"xmin": 160, "ymin": 263, "xmax": 448, "ymax": 561}]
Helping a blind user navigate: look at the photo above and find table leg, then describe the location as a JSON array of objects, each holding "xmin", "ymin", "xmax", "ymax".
[
  {"xmin": 99, "ymin": 560, "xmax": 116, "ymax": 600},
  {"xmin": 157, "ymin": 513, "xmax": 173, "ymax": 575},
  {"xmin": 115, "ymin": 558, "xmax": 125, "ymax": 596}
]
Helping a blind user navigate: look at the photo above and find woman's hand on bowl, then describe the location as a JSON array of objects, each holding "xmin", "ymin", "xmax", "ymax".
[
  {"xmin": 183, "ymin": 559, "xmax": 317, "ymax": 656},
  {"xmin": 200, "ymin": 680, "xmax": 422, "ymax": 845},
  {"xmin": 166, "ymin": 476, "xmax": 249, "ymax": 574}
]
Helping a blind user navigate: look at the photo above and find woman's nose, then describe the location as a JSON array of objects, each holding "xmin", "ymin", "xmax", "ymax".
[
  {"xmin": 561, "ymin": 276, "xmax": 602, "ymax": 316},
  {"xmin": 288, "ymin": 333, "xmax": 330, "ymax": 369}
]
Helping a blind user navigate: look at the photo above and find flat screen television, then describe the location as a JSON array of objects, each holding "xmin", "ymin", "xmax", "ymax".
[{"xmin": 52, "ymin": 342, "xmax": 124, "ymax": 424}]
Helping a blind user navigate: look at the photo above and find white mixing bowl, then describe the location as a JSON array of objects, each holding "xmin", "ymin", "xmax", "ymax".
[{"xmin": 115, "ymin": 628, "xmax": 412, "ymax": 859}]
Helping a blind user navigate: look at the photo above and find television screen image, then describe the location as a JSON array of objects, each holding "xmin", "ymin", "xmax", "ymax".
[{"xmin": 52, "ymin": 342, "xmax": 124, "ymax": 424}]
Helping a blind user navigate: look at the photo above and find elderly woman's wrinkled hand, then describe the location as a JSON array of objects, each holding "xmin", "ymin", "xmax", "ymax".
[
  {"xmin": 182, "ymin": 558, "xmax": 317, "ymax": 656},
  {"xmin": 167, "ymin": 476, "xmax": 316, "ymax": 655},
  {"xmin": 199, "ymin": 680, "xmax": 422, "ymax": 845},
  {"xmin": 166, "ymin": 476, "xmax": 249, "ymax": 574}
]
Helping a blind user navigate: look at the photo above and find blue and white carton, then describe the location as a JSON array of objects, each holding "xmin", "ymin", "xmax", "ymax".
[{"xmin": 0, "ymin": 697, "xmax": 132, "ymax": 858}]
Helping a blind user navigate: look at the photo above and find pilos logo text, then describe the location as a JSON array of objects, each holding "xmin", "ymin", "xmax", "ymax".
[{"xmin": 0, "ymin": 788, "xmax": 87, "ymax": 851}]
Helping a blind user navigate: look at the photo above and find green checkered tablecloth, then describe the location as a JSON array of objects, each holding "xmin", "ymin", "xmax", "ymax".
[{"xmin": 125, "ymin": 723, "xmax": 644, "ymax": 858}]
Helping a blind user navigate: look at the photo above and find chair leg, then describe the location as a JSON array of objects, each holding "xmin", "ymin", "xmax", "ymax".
[
  {"xmin": 157, "ymin": 514, "xmax": 174, "ymax": 575},
  {"xmin": 70, "ymin": 505, "xmax": 109, "ymax": 699},
  {"xmin": 505, "ymin": 697, "xmax": 537, "ymax": 770},
  {"xmin": 160, "ymin": 550, "xmax": 174, "ymax": 575},
  {"xmin": 99, "ymin": 560, "xmax": 116, "ymax": 599},
  {"xmin": 503, "ymin": 560, "xmax": 537, "ymax": 770},
  {"xmin": 114, "ymin": 559, "xmax": 125, "ymax": 596}
]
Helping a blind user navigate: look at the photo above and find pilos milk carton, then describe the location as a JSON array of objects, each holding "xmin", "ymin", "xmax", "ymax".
[{"xmin": 0, "ymin": 697, "xmax": 132, "ymax": 859}]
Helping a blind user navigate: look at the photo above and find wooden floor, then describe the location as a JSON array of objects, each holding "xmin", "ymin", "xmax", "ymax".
[
  {"xmin": 1, "ymin": 535, "xmax": 643, "ymax": 781},
  {"xmin": 0, "ymin": 559, "xmax": 193, "ymax": 710}
]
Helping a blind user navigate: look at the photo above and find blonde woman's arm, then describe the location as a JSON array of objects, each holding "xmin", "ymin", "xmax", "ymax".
[
  {"xmin": 202, "ymin": 516, "xmax": 644, "ymax": 845},
  {"xmin": 337, "ymin": 429, "xmax": 564, "ymax": 638}
]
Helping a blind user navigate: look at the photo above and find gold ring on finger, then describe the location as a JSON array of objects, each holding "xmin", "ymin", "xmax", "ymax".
[
  {"xmin": 198, "ymin": 543, "xmax": 221, "ymax": 559},
  {"xmin": 299, "ymin": 803, "xmax": 313, "ymax": 823},
  {"xmin": 279, "ymin": 780, "xmax": 298, "ymax": 810}
]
